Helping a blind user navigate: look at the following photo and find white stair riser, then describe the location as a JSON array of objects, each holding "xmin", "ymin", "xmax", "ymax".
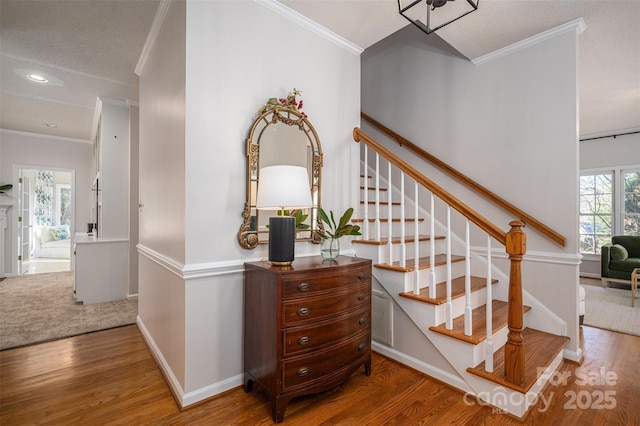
[
  {"xmin": 358, "ymin": 221, "xmax": 426, "ymax": 237},
  {"xmin": 386, "ymin": 240, "xmax": 448, "ymax": 264},
  {"xmin": 362, "ymin": 203, "xmax": 428, "ymax": 218},
  {"xmin": 352, "ymin": 244, "xmax": 386, "ymax": 265},
  {"xmin": 429, "ymin": 326, "xmax": 509, "ymax": 367},
  {"xmin": 430, "ymin": 286, "xmax": 492, "ymax": 325}
]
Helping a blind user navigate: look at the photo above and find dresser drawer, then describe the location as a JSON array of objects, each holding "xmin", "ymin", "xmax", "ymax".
[
  {"xmin": 283, "ymin": 307, "xmax": 370, "ymax": 356},
  {"xmin": 282, "ymin": 266, "xmax": 370, "ymax": 299},
  {"xmin": 282, "ymin": 331, "xmax": 370, "ymax": 391},
  {"xmin": 282, "ymin": 284, "xmax": 370, "ymax": 326}
]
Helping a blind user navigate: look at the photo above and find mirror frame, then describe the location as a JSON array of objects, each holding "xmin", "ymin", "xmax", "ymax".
[{"xmin": 238, "ymin": 107, "xmax": 324, "ymax": 249}]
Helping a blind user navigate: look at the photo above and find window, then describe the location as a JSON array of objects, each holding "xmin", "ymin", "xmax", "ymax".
[
  {"xmin": 580, "ymin": 168, "xmax": 640, "ymax": 255},
  {"xmin": 579, "ymin": 172, "xmax": 613, "ymax": 254},
  {"xmin": 623, "ymin": 170, "xmax": 640, "ymax": 235}
]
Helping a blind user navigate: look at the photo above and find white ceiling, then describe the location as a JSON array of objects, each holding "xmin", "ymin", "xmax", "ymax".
[{"xmin": 1, "ymin": 0, "xmax": 638, "ymax": 142}]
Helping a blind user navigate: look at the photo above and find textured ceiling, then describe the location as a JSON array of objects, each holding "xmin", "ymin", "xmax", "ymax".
[
  {"xmin": 1, "ymin": 0, "xmax": 638, "ymax": 142},
  {"xmin": 0, "ymin": 0, "xmax": 160, "ymax": 141}
]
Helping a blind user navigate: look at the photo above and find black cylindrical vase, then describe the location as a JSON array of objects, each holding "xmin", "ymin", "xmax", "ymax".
[{"xmin": 268, "ymin": 216, "xmax": 296, "ymax": 265}]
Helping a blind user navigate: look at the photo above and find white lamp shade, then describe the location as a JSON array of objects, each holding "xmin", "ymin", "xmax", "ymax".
[{"xmin": 256, "ymin": 165, "xmax": 313, "ymax": 210}]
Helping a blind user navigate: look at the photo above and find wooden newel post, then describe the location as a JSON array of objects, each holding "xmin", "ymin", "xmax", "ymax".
[{"xmin": 504, "ymin": 220, "xmax": 526, "ymax": 386}]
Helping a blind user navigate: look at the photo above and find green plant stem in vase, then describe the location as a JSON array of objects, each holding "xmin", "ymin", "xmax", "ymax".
[{"xmin": 318, "ymin": 207, "xmax": 361, "ymax": 259}]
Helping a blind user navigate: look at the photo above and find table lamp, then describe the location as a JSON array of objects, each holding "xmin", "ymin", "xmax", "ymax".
[{"xmin": 256, "ymin": 165, "xmax": 313, "ymax": 265}]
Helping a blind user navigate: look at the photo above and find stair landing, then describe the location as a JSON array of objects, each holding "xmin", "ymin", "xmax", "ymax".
[{"xmin": 467, "ymin": 327, "xmax": 569, "ymax": 394}]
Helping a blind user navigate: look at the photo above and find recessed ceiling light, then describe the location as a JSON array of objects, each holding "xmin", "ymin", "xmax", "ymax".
[
  {"xmin": 46, "ymin": 123, "xmax": 58, "ymax": 128},
  {"xmin": 27, "ymin": 74, "xmax": 48, "ymax": 83},
  {"xmin": 15, "ymin": 69, "xmax": 63, "ymax": 86}
]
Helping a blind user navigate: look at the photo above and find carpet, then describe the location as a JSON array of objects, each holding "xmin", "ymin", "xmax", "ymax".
[
  {"xmin": 582, "ymin": 284, "xmax": 640, "ymax": 336},
  {"xmin": 0, "ymin": 271, "xmax": 137, "ymax": 350}
]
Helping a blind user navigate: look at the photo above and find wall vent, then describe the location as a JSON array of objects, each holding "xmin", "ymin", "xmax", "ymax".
[{"xmin": 372, "ymin": 290, "xmax": 393, "ymax": 346}]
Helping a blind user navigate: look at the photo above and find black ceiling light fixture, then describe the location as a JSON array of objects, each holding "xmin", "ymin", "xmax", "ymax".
[{"xmin": 398, "ymin": 0, "xmax": 479, "ymax": 34}]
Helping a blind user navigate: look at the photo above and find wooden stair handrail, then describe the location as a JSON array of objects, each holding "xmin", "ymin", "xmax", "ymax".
[
  {"xmin": 354, "ymin": 128, "xmax": 507, "ymax": 247},
  {"xmin": 361, "ymin": 113, "xmax": 566, "ymax": 247}
]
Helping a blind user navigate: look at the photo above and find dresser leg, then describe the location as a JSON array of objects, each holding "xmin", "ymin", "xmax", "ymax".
[
  {"xmin": 272, "ymin": 396, "xmax": 291, "ymax": 423},
  {"xmin": 364, "ymin": 360, "xmax": 372, "ymax": 376},
  {"xmin": 243, "ymin": 375, "xmax": 254, "ymax": 393}
]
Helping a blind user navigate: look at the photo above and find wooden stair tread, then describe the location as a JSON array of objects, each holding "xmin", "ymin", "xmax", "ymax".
[
  {"xmin": 428, "ymin": 300, "xmax": 532, "ymax": 345},
  {"xmin": 353, "ymin": 235, "xmax": 444, "ymax": 246},
  {"xmin": 353, "ymin": 218, "xmax": 424, "ymax": 223},
  {"xmin": 399, "ymin": 276, "xmax": 498, "ymax": 305},
  {"xmin": 467, "ymin": 328, "xmax": 569, "ymax": 394},
  {"xmin": 374, "ymin": 254, "xmax": 465, "ymax": 272},
  {"xmin": 360, "ymin": 186, "xmax": 387, "ymax": 191},
  {"xmin": 360, "ymin": 200, "xmax": 401, "ymax": 205}
]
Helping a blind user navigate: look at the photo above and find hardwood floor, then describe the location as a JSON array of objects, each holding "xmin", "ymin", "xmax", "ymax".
[{"xmin": 0, "ymin": 325, "xmax": 638, "ymax": 425}]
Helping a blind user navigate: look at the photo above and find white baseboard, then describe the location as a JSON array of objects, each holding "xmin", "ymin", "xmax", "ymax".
[
  {"xmin": 563, "ymin": 347, "xmax": 584, "ymax": 364},
  {"xmin": 183, "ymin": 373, "xmax": 244, "ymax": 407},
  {"xmin": 579, "ymin": 272, "xmax": 600, "ymax": 279},
  {"xmin": 136, "ymin": 316, "xmax": 243, "ymax": 408},
  {"xmin": 136, "ymin": 317, "xmax": 186, "ymax": 406}
]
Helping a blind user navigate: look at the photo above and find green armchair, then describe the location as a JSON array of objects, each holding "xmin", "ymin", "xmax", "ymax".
[{"xmin": 601, "ymin": 236, "xmax": 640, "ymax": 285}]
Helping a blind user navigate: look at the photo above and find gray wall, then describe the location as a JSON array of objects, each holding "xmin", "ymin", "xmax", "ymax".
[{"xmin": 362, "ymin": 25, "xmax": 579, "ymax": 253}]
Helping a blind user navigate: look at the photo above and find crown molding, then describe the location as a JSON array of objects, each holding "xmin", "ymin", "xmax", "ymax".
[
  {"xmin": 472, "ymin": 18, "xmax": 586, "ymax": 65},
  {"xmin": 135, "ymin": 0, "xmax": 173, "ymax": 76},
  {"xmin": 0, "ymin": 128, "xmax": 90, "ymax": 144},
  {"xmin": 255, "ymin": 0, "xmax": 363, "ymax": 55}
]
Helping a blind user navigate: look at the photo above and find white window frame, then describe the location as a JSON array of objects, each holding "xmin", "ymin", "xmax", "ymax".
[{"xmin": 580, "ymin": 165, "xmax": 640, "ymax": 258}]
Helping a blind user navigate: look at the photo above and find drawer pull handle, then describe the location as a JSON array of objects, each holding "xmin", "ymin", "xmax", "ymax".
[
  {"xmin": 359, "ymin": 317, "xmax": 366, "ymax": 325},
  {"xmin": 358, "ymin": 272, "xmax": 366, "ymax": 280},
  {"xmin": 358, "ymin": 293, "xmax": 366, "ymax": 301},
  {"xmin": 297, "ymin": 282, "xmax": 311, "ymax": 292},
  {"xmin": 358, "ymin": 343, "xmax": 366, "ymax": 351},
  {"xmin": 297, "ymin": 367, "xmax": 310, "ymax": 377},
  {"xmin": 297, "ymin": 307, "xmax": 310, "ymax": 317},
  {"xmin": 298, "ymin": 336, "xmax": 311, "ymax": 345}
]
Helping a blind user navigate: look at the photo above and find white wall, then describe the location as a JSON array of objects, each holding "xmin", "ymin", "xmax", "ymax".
[
  {"xmin": 0, "ymin": 130, "xmax": 93, "ymax": 275},
  {"xmin": 137, "ymin": 0, "xmax": 187, "ymax": 390},
  {"xmin": 361, "ymin": 25, "xmax": 582, "ymax": 355},
  {"xmin": 579, "ymin": 131, "xmax": 640, "ymax": 276},
  {"xmin": 580, "ymin": 132, "xmax": 640, "ymax": 169},
  {"xmin": 129, "ymin": 105, "xmax": 140, "ymax": 295},
  {"xmin": 136, "ymin": 0, "xmax": 361, "ymax": 405}
]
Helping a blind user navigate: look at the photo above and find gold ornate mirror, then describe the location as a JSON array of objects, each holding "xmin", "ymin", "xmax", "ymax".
[{"xmin": 238, "ymin": 104, "xmax": 323, "ymax": 249}]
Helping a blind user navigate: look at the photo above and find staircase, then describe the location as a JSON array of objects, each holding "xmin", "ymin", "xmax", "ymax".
[{"xmin": 351, "ymin": 126, "xmax": 570, "ymax": 418}]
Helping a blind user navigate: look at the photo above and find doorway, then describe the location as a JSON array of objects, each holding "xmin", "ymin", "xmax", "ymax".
[{"xmin": 14, "ymin": 167, "xmax": 74, "ymax": 275}]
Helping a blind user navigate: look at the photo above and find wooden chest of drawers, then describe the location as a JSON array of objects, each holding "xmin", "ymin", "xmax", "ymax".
[{"xmin": 243, "ymin": 256, "xmax": 372, "ymax": 423}]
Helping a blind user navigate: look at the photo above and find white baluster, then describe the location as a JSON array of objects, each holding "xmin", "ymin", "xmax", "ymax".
[
  {"xmin": 414, "ymin": 181, "xmax": 420, "ymax": 295},
  {"xmin": 400, "ymin": 172, "xmax": 406, "ymax": 268},
  {"xmin": 375, "ymin": 153, "xmax": 381, "ymax": 242},
  {"xmin": 363, "ymin": 146, "xmax": 369, "ymax": 240},
  {"xmin": 485, "ymin": 235, "xmax": 494, "ymax": 372},
  {"xmin": 429, "ymin": 193, "xmax": 436, "ymax": 299},
  {"xmin": 445, "ymin": 206, "xmax": 452, "ymax": 329},
  {"xmin": 387, "ymin": 161, "xmax": 393, "ymax": 264},
  {"xmin": 464, "ymin": 219, "xmax": 472, "ymax": 336}
]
